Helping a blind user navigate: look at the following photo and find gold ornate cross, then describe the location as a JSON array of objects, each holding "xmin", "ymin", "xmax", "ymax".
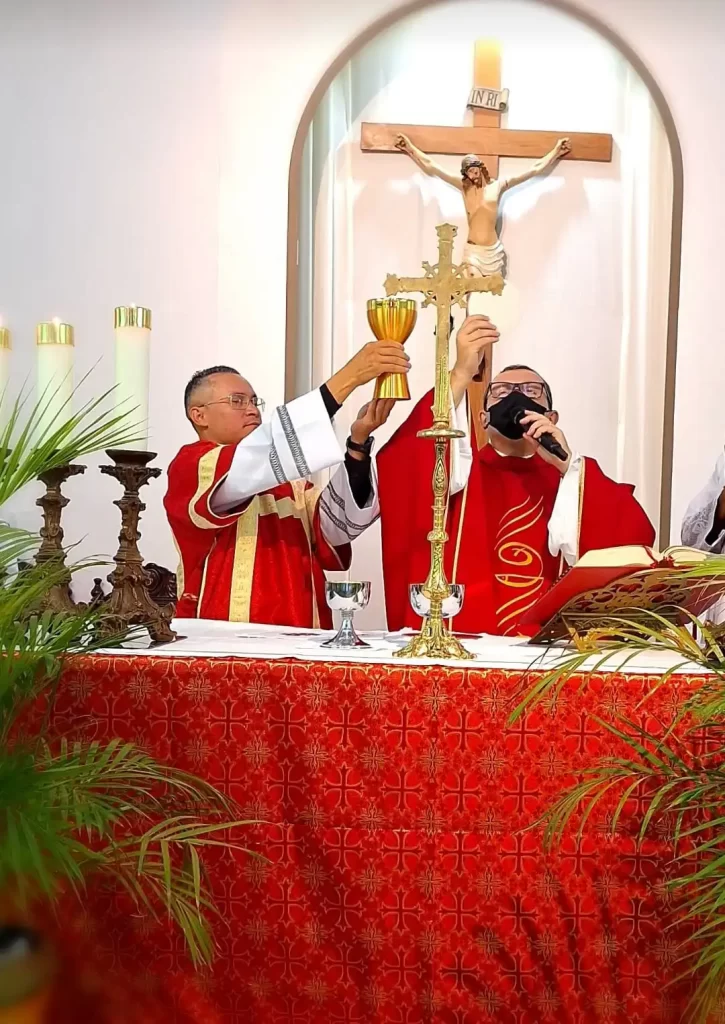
[
  {"xmin": 384, "ymin": 222, "xmax": 503, "ymax": 429},
  {"xmin": 384, "ymin": 222, "xmax": 501, "ymax": 660}
]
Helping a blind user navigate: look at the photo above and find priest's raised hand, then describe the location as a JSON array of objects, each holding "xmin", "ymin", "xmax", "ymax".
[
  {"xmin": 348, "ymin": 399, "xmax": 397, "ymax": 455},
  {"xmin": 163, "ymin": 348, "xmax": 405, "ymax": 626},
  {"xmin": 450, "ymin": 314, "xmax": 500, "ymax": 406},
  {"xmin": 326, "ymin": 341, "xmax": 411, "ymax": 404}
]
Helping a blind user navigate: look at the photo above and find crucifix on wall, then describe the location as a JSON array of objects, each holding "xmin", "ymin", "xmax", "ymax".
[{"xmin": 360, "ymin": 39, "xmax": 613, "ymax": 444}]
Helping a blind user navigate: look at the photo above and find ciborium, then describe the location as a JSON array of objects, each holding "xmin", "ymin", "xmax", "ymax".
[{"xmin": 367, "ymin": 298, "xmax": 417, "ymax": 400}]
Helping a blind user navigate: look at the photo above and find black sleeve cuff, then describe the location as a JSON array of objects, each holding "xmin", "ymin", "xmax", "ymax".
[
  {"xmin": 320, "ymin": 383, "xmax": 342, "ymax": 419},
  {"xmin": 344, "ymin": 452, "xmax": 372, "ymax": 509},
  {"xmin": 706, "ymin": 517, "xmax": 725, "ymax": 546}
]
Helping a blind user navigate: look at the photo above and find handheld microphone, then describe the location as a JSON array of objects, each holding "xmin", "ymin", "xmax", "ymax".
[{"xmin": 512, "ymin": 408, "xmax": 568, "ymax": 462}]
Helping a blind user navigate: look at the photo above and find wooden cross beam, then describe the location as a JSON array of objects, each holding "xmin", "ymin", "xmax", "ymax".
[
  {"xmin": 471, "ymin": 39, "xmax": 503, "ymax": 180},
  {"xmin": 468, "ymin": 40, "xmax": 503, "ymax": 439},
  {"xmin": 361, "ymin": 123, "xmax": 612, "ymax": 162}
]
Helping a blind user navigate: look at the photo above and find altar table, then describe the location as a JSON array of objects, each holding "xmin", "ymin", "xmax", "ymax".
[{"xmin": 42, "ymin": 622, "xmax": 709, "ymax": 1023}]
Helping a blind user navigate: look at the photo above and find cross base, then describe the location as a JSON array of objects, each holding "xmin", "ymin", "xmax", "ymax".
[{"xmin": 395, "ymin": 615, "xmax": 474, "ymax": 660}]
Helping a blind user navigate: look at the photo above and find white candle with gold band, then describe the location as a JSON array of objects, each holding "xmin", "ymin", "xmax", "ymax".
[
  {"xmin": 0, "ymin": 326, "xmax": 10, "ymax": 395},
  {"xmin": 0, "ymin": 326, "xmax": 10, "ymax": 430},
  {"xmin": 36, "ymin": 320, "xmax": 74, "ymax": 437},
  {"xmin": 114, "ymin": 305, "xmax": 151, "ymax": 450}
]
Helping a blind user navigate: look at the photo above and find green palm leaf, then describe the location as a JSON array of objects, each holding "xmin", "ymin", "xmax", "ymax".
[
  {"xmin": 520, "ymin": 584, "xmax": 725, "ymax": 1021},
  {"xmin": 0, "ymin": 381, "xmax": 259, "ymax": 973}
]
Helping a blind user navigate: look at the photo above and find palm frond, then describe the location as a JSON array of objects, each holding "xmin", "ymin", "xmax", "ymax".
[
  {"xmin": 510, "ymin": 604, "xmax": 725, "ymax": 725},
  {"xmin": 0, "ymin": 378, "xmax": 143, "ymax": 506},
  {"xmin": 0, "ymin": 525, "xmax": 41, "ymax": 572},
  {"xmin": 0, "ymin": 738, "xmax": 261, "ymax": 963},
  {"xmin": 0, "ymin": 378, "xmax": 258, "ymax": 972},
  {"xmin": 534, "ymin": 705, "xmax": 725, "ymax": 1020}
]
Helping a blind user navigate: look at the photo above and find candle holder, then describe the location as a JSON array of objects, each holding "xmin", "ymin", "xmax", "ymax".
[
  {"xmin": 35, "ymin": 462, "xmax": 86, "ymax": 614},
  {"xmin": 99, "ymin": 449, "xmax": 176, "ymax": 644}
]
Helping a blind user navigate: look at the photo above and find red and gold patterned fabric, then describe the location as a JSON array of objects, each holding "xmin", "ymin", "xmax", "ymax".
[
  {"xmin": 164, "ymin": 440, "xmax": 350, "ymax": 626},
  {"xmin": 33, "ymin": 655, "xmax": 704, "ymax": 1023}
]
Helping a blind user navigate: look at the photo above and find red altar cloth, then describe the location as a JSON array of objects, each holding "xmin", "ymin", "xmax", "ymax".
[{"xmin": 37, "ymin": 655, "xmax": 702, "ymax": 1023}]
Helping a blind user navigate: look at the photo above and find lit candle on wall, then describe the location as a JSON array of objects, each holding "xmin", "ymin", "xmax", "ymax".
[
  {"xmin": 36, "ymin": 319, "xmax": 74, "ymax": 436},
  {"xmin": 114, "ymin": 305, "xmax": 151, "ymax": 451}
]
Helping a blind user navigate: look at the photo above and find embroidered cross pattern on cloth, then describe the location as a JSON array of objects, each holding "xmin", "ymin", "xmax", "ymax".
[{"xmin": 25, "ymin": 649, "xmax": 705, "ymax": 1023}]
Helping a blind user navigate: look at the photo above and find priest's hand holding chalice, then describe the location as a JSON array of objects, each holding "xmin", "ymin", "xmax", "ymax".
[{"xmin": 320, "ymin": 299, "xmax": 415, "ymax": 650}]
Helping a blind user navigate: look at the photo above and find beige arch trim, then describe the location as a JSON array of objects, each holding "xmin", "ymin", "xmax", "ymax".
[{"xmin": 285, "ymin": 0, "xmax": 684, "ymax": 544}]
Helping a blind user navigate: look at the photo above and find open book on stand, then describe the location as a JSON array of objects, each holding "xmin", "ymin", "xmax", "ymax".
[{"xmin": 519, "ymin": 545, "xmax": 725, "ymax": 644}]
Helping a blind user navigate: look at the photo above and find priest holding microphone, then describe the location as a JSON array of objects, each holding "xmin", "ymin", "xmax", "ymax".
[{"xmin": 377, "ymin": 315, "xmax": 656, "ymax": 636}]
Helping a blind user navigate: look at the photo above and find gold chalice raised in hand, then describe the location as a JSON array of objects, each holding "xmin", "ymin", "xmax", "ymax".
[{"xmin": 366, "ymin": 298, "xmax": 417, "ymax": 400}]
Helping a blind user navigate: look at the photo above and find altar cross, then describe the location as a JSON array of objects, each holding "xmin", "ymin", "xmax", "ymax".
[
  {"xmin": 364, "ymin": 39, "xmax": 613, "ymax": 445},
  {"xmin": 384, "ymin": 222, "xmax": 502, "ymax": 429}
]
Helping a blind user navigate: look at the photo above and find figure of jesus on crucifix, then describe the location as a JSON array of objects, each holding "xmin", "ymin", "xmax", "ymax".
[{"xmin": 395, "ymin": 133, "xmax": 571, "ymax": 280}]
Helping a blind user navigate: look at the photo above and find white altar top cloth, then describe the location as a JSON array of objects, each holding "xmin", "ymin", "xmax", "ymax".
[{"xmin": 108, "ymin": 619, "xmax": 710, "ymax": 677}]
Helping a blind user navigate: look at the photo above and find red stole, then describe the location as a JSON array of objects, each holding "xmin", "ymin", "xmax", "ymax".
[
  {"xmin": 449, "ymin": 445, "xmax": 563, "ymax": 634},
  {"xmin": 164, "ymin": 440, "xmax": 351, "ymax": 626},
  {"xmin": 378, "ymin": 391, "xmax": 655, "ymax": 636}
]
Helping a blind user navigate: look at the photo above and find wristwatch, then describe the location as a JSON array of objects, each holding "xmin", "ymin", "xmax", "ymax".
[{"xmin": 346, "ymin": 435, "xmax": 374, "ymax": 456}]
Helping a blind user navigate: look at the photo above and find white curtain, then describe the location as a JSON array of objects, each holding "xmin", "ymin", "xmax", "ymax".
[
  {"xmin": 616, "ymin": 64, "xmax": 672, "ymax": 527},
  {"xmin": 295, "ymin": 0, "xmax": 674, "ymax": 628}
]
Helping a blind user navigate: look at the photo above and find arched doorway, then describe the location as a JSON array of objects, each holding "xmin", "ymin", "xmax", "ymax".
[{"xmin": 286, "ymin": 0, "xmax": 682, "ymax": 625}]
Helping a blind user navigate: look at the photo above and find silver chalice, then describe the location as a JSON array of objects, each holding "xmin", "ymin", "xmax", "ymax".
[{"xmin": 322, "ymin": 581, "xmax": 371, "ymax": 648}]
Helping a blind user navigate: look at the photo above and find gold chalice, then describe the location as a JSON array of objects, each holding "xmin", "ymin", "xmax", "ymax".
[{"xmin": 366, "ymin": 298, "xmax": 417, "ymax": 400}]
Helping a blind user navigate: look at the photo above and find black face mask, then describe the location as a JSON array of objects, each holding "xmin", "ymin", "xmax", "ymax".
[{"xmin": 486, "ymin": 390, "xmax": 549, "ymax": 440}]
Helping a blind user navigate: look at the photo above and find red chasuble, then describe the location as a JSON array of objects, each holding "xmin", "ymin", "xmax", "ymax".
[
  {"xmin": 164, "ymin": 440, "xmax": 350, "ymax": 626},
  {"xmin": 378, "ymin": 391, "xmax": 655, "ymax": 636}
]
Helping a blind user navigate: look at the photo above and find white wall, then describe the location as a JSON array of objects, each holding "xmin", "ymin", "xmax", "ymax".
[
  {"xmin": 0, "ymin": 0, "xmax": 723, "ymax": 593},
  {"xmin": 0, "ymin": 0, "xmax": 224, "ymax": 580}
]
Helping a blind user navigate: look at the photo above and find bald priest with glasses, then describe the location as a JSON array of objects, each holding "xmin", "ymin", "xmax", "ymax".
[
  {"xmin": 377, "ymin": 316, "xmax": 655, "ymax": 636},
  {"xmin": 164, "ymin": 343, "xmax": 407, "ymax": 626}
]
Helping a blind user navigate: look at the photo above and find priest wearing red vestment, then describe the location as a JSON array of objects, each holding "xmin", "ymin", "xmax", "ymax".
[
  {"xmin": 377, "ymin": 316, "xmax": 656, "ymax": 636},
  {"xmin": 164, "ymin": 341, "xmax": 406, "ymax": 627}
]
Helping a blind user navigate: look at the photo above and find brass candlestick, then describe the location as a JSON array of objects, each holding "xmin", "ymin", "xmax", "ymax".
[
  {"xmin": 35, "ymin": 462, "xmax": 86, "ymax": 613},
  {"xmin": 367, "ymin": 298, "xmax": 417, "ymax": 400},
  {"xmin": 385, "ymin": 223, "xmax": 504, "ymax": 660},
  {"xmin": 99, "ymin": 450, "xmax": 175, "ymax": 644}
]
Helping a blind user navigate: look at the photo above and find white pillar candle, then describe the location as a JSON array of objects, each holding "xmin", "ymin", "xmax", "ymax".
[
  {"xmin": 114, "ymin": 305, "xmax": 151, "ymax": 451},
  {"xmin": 36, "ymin": 320, "xmax": 74, "ymax": 438},
  {"xmin": 0, "ymin": 326, "xmax": 11, "ymax": 432},
  {"xmin": 0, "ymin": 326, "xmax": 10, "ymax": 395}
]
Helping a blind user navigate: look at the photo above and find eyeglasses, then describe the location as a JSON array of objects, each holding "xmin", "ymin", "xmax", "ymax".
[
  {"xmin": 203, "ymin": 394, "xmax": 266, "ymax": 412},
  {"xmin": 487, "ymin": 381, "xmax": 547, "ymax": 402}
]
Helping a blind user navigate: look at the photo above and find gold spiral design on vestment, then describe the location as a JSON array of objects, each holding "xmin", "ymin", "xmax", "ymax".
[{"xmin": 494, "ymin": 496, "xmax": 545, "ymax": 633}]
